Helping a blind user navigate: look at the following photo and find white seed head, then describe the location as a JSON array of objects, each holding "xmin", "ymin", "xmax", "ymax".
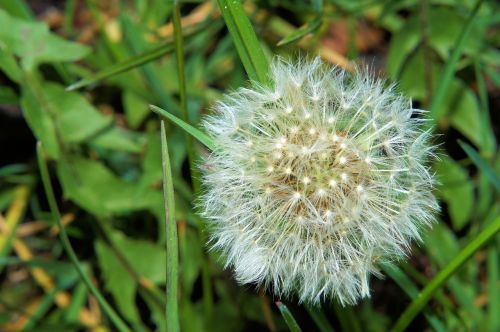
[{"xmin": 200, "ymin": 57, "xmax": 438, "ymax": 306}]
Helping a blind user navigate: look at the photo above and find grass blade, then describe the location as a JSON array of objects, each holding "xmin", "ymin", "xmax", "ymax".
[
  {"xmin": 150, "ymin": 105, "xmax": 216, "ymax": 150},
  {"xmin": 172, "ymin": 3, "xmax": 214, "ymax": 325},
  {"xmin": 36, "ymin": 142, "xmax": 131, "ymax": 332},
  {"xmin": 391, "ymin": 215, "xmax": 500, "ymax": 332},
  {"xmin": 173, "ymin": 1, "xmax": 200, "ymax": 192},
  {"xmin": 474, "ymin": 60, "xmax": 496, "ymax": 154},
  {"xmin": 305, "ymin": 304, "xmax": 335, "ymax": 332},
  {"xmin": 382, "ymin": 263, "xmax": 446, "ymax": 332},
  {"xmin": 160, "ymin": 122, "xmax": 180, "ymax": 332},
  {"xmin": 332, "ymin": 301, "xmax": 361, "ymax": 332},
  {"xmin": 277, "ymin": 15, "xmax": 322, "ymax": 47},
  {"xmin": 429, "ymin": 0, "xmax": 484, "ymax": 120},
  {"xmin": 217, "ymin": 0, "xmax": 269, "ymax": 84},
  {"xmin": 276, "ymin": 301, "xmax": 302, "ymax": 332},
  {"xmin": 66, "ymin": 42, "xmax": 175, "ymax": 91},
  {"xmin": 487, "ymin": 247, "xmax": 500, "ymax": 331},
  {"xmin": 458, "ymin": 140, "xmax": 500, "ymax": 192}
]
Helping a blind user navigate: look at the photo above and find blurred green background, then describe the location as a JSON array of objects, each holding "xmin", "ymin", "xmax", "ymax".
[{"xmin": 0, "ymin": 0, "xmax": 499, "ymax": 331}]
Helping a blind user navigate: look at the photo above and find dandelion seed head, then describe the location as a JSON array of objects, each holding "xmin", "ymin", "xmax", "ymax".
[{"xmin": 201, "ymin": 57, "xmax": 438, "ymax": 305}]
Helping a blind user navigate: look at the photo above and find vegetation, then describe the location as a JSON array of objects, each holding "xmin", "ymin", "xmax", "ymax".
[{"xmin": 0, "ymin": 0, "xmax": 498, "ymax": 331}]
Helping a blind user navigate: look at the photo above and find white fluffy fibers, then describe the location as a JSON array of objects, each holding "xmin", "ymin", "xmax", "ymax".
[{"xmin": 200, "ymin": 57, "xmax": 438, "ymax": 305}]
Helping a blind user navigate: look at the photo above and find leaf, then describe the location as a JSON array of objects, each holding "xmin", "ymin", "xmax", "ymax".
[
  {"xmin": 179, "ymin": 227, "xmax": 202, "ymax": 296},
  {"xmin": 95, "ymin": 231, "xmax": 167, "ymax": 323},
  {"xmin": 276, "ymin": 301, "xmax": 302, "ymax": 332},
  {"xmin": 216, "ymin": 0, "xmax": 269, "ymax": 84},
  {"xmin": 387, "ymin": 6, "xmax": 482, "ymax": 81},
  {"xmin": 0, "ymin": 0, "xmax": 33, "ymax": 20},
  {"xmin": 304, "ymin": 305, "xmax": 334, "ymax": 332},
  {"xmin": 95, "ymin": 240, "xmax": 140, "ymax": 322},
  {"xmin": 0, "ymin": 86, "xmax": 17, "ymax": 104},
  {"xmin": 47, "ymin": 84, "xmax": 113, "ymax": 143},
  {"xmin": 396, "ymin": 46, "xmax": 485, "ymax": 145},
  {"xmin": 381, "ymin": 263, "xmax": 447, "ymax": 332},
  {"xmin": 487, "ymin": 248, "xmax": 500, "ymax": 331},
  {"xmin": 21, "ymin": 82, "xmax": 60, "ymax": 158},
  {"xmin": 435, "ymin": 156, "xmax": 474, "ymax": 230},
  {"xmin": 90, "ymin": 126, "xmax": 144, "ymax": 153},
  {"xmin": 458, "ymin": 140, "xmax": 500, "ymax": 192},
  {"xmin": 150, "ymin": 105, "xmax": 216, "ymax": 151},
  {"xmin": 0, "ymin": 44, "xmax": 22, "ymax": 83},
  {"xmin": 66, "ymin": 40, "xmax": 177, "ymax": 91},
  {"xmin": 0, "ymin": 9, "xmax": 89, "ymax": 70},
  {"xmin": 111, "ymin": 231, "xmax": 166, "ymax": 284},
  {"xmin": 386, "ymin": 18, "xmax": 420, "ymax": 80},
  {"xmin": 277, "ymin": 15, "xmax": 322, "ymax": 47},
  {"xmin": 391, "ymin": 216, "xmax": 500, "ymax": 332},
  {"xmin": 21, "ymin": 81, "xmax": 114, "ymax": 158},
  {"xmin": 37, "ymin": 143, "xmax": 131, "ymax": 332},
  {"xmin": 123, "ymin": 91, "xmax": 149, "ymax": 129},
  {"xmin": 427, "ymin": 7, "xmax": 482, "ymax": 60},
  {"xmin": 161, "ymin": 121, "xmax": 180, "ymax": 332},
  {"xmin": 429, "ymin": 0, "xmax": 484, "ymax": 121},
  {"xmin": 57, "ymin": 156, "xmax": 162, "ymax": 216},
  {"xmin": 445, "ymin": 80, "xmax": 486, "ymax": 147},
  {"xmin": 424, "ymin": 223, "xmax": 481, "ymax": 321}
]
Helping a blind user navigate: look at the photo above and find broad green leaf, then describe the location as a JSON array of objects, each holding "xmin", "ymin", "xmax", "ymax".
[
  {"xmin": 386, "ymin": 18, "xmax": 420, "ymax": 80},
  {"xmin": 95, "ymin": 240, "xmax": 140, "ymax": 322},
  {"xmin": 428, "ymin": 7, "xmax": 482, "ymax": 60},
  {"xmin": 21, "ymin": 81, "xmax": 113, "ymax": 158},
  {"xmin": 435, "ymin": 157, "xmax": 474, "ymax": 230},
  {"xmin": 110, "ymin": 231, "xmax": 166, "ymax": 284},
  {"xmin": 0, "ymin": 9, "xmax": 89, "ymax": 70},
  {"xmin": 0, "ymin": 45, "xmax": 22, "ymax": 82},
  {"xmin": 21, "ymin": 82, "xmax": 60, "ymax": 158},
  {"xmin": 90, "ymin": 127, "xmax": 144, "ymax": 153},
  {"xmin": 429, "ymin": 0, "xmax": 484, "ymax": 121},
  {"xmin": 387, "ymin": 6, "xmax": 482, "ymax": 81},
  {"xmin": 398, "ymin": 49, "xmax": 485, "ymax": 146},
  {"xmin": 179, "ymin": 227, "xmax": 202, "ymax": 296},
  {"xmin": 0, "ymin": 0, "xmax": 33, "ymax": 20},
  {"xmin": 123, "ymin": 91, "xmax": 149, "ymax": 129},
  {"xmin": 445, "ymin": 80, "xmax": 486, "ymax": 147},
  {"xmin": 95, "ymin": 231, "xmax": 167, "ymax": 323},
  {"xmin": 57, "ymin": 156, "xmax": 162, "ymax": 216},
  {"xmin": 180, "ymin": 299, "xmax": 204, "ymax": 332},
  {"xmin": 47, "ymin": 84, "xmax": 113, "ymax": 143},
  {"xmin": 0, "ymin": 86, "xmax": 17, "ymax": 104},
  {"xmin": 277, "ymin": 15, "xmax": 323, "ymax": 47},
  {"xmin": 397, "ymin": 48, "xmax": 433, "ymax": 99}
]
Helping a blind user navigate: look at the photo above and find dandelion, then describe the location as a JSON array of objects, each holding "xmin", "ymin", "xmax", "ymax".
[{"xmin": 200, "ymin": 57, "xmax": 438, "ymax": 305}]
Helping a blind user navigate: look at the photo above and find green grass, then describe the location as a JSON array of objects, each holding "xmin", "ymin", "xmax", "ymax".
[{"xmin": 0, "ymin": 0, "xmax": 499, "ymax": 331}]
